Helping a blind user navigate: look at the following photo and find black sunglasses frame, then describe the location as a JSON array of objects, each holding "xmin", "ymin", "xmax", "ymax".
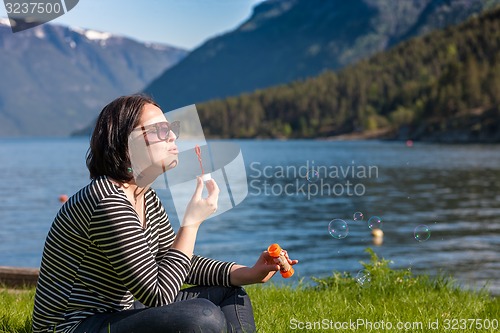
[{"xmin": 136, "ymin": 121, "xmax": 180, "ymax": 142}]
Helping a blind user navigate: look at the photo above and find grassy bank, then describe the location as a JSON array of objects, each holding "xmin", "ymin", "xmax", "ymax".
[
  {"xmin": 1, "ymin": 250, "xmax": 498, "ymax": 333},
  {"xmin": 248, "ymin": 249, "xmax": 499, "ymax": 332},
  {"xmin": 0, "ymin": 288, "xmax": 34, "ymax": 333}
]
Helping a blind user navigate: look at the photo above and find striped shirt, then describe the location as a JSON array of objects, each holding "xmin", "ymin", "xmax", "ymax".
[{"xmin": 32, "ymin": 176, "xmax": 234, "ymax": 333}]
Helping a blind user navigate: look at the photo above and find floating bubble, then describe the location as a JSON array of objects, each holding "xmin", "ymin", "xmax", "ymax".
[
  {"xmin": 356, "ymin": 269, "xmax": 371, "ymax": 286},
  {"xmin": 367, "ymin": 216, "xmax": 382, "ymax": 230},
  {"xmin": 306, "ymin": 169, "xmax": 320, "ymax": 182},
  {"xmin": 353, "ymin": 211, "xmax": 364, "ymax": 221},
  {"xmin": 414, "ymin": 224, "xmax": 431, "ymax": 242},
  {"xmin": 328, "ymin": 219, "xmax": 349, "ymax": 239}
]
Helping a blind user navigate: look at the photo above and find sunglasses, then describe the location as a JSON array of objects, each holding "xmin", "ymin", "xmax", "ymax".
[{"xmin": 135, "ymin": 121, "xmax": 181, "ymax": 141}]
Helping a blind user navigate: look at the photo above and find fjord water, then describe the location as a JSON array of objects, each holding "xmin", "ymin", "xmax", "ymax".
[{"xmin": 0, "ymin": 138, "xmax": 498, "ymax": 295}]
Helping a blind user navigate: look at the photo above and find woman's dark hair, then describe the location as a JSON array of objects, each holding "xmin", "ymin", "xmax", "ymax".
[{"xmin": 86, "ymin": 94, "xmax": 160, "ymax": 181}]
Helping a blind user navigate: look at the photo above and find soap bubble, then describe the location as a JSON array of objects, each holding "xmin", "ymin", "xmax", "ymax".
[
  {"xmin": 414, "ymin": 225, "xmax": 431, "ymax": 242},
  {"xmin": 328, "ymin": 219, "xmax": 349, "ymax": 239},
  {"xmin": 356, "ymin": 269, "xmax": 371, "ymax": 286},
  {"xmin": 368, "ymin": 216, "xmax": 382, "ymax": 230},
  {"xmin": 353, "ymin": 211, "xmax": 364, "ymax": 221},
  {"xmin": 306, "ymin": 169, "xmax": 320, "ymax": 182}
]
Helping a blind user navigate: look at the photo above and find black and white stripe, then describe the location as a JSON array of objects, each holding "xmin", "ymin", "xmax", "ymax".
[{"xmin": 32, "ymin": 176, "xmax": 234, "ymax": 333}]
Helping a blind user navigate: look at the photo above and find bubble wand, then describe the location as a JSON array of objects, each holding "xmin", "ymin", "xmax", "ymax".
[
  {"xmin": 195, "ymin": 145, "xmax": 212, "ymax": 181},
  {"xmin": 195, "ymin": 145, "xmax": 204, "ymax": 175}
]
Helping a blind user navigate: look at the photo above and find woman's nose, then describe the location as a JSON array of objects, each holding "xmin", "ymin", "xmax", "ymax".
[{"xmin": 167, "ymin": 129, "xmax": 177, "ymax": 142}]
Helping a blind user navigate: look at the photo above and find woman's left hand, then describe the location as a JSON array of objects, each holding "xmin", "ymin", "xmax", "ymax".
[
  {"xmin": 255, "ymin": 249, "xmax": 298, "ymax": 283},
  {"xmin": 230, "ymin": 250, "xmax": 299, "ymax": 285}
]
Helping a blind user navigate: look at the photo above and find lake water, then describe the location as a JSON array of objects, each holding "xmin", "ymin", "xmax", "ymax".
[{"xmin": 0, "ymin": 138, "xmax": 499, "ymax": 295}]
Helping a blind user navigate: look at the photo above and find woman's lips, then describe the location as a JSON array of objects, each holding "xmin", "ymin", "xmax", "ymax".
[{"xmin": 168, "ymin": 146, "xmax": 179, "ymax": 154}]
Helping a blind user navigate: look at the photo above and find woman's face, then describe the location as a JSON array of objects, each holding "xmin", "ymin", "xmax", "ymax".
[{"xmin": 128, "ymin": 103, "xmax": 179, "ymax": 185}]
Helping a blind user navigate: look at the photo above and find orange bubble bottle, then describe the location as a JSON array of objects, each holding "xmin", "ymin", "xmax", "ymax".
[{"xmin": 267, "ymin": 243, "xmax": 294, "ymax": 278}]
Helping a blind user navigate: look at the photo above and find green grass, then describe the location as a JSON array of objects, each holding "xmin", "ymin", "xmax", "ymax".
[
  {"xmin": 2, "ymin": 249, "xmax": 498, "ymax": 332},
  {"xmin": 0, "ymin": 287, "xmax": 35, "ymax": 333},
  {"xmin": 247, "ymin": 249, "xmax": 499, "ymax": 332}
]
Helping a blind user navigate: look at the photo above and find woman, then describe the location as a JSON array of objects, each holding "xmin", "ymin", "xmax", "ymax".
[{"xmin": 32, "ymin": 95, "xmax": 298, "ymax": 333}]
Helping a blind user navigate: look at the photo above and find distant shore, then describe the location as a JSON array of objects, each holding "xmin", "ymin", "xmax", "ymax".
[{"xmin": 0, "ymin": 266, "xmax": 39, "ymax": 288}]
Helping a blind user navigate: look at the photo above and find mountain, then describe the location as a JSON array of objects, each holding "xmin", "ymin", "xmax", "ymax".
[
  {"xmin": 0, "ymin": 19, "xmax": 187, "ymax": 136},
  {"xmin": 143, "ymin": 0, "xmax": 500, "ymax": 112}
]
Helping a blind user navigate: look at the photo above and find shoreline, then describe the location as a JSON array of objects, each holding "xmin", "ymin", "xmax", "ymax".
[{"xmin": 0, "ymin": 266, "xmax": 39, "ymax": 288}]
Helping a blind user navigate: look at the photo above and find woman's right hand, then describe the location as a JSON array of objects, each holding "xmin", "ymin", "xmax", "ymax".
[{"xmin": 181, "ymin": 177, "xmax": 220, "ymax": 227}]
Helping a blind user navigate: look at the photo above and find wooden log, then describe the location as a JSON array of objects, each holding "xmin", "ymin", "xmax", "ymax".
[{"xmin": 0, "ymin": 266, "xmax": 39, "ymax": 288}]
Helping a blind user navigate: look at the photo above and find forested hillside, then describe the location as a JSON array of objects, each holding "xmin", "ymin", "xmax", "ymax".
[{"xmin": 195, "ymin": 5, "xmax": 500, "ymax": 142}]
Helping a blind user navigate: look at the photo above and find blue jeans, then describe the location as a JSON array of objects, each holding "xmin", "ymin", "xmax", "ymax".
[{"xmin": 73, "ymin": 286, "xmax": 256, "ymax": 333}]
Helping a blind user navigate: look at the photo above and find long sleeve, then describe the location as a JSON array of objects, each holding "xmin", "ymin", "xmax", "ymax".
[
  {"xmin": 89, "ymin": 193, "xmax": 191, "ymax": 307},
  {"xmin": 186, "ymin": 255, "xmax": 235, "ymax": 287}
]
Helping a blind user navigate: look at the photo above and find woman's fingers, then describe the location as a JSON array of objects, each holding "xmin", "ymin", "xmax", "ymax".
[
  {"xmin": 181, "ymin": 178, "xmax": 220, "ymax": 227},
  {"xmin": 205, "ymin": 179, "xmax": 220, "ymax": 197},
  {"xmin": 281, "ymin": 249, "xmax": 299, "ymax": 265},
  {"xmin": 205, "ymin": 179, "xmax": 219, "ymax": 212},
  {"xmin": 261, "ymin": 251, "xmax": 280, "ymax": 269},
  {"xmin": 192, "ymin": 177, "xmax": 204, "ymax": 199}
]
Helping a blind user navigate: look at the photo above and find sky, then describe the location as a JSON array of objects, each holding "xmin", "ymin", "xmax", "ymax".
[{"xmin": 0, "ymin": 0, "xmax": 266, "ymax": 50}]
